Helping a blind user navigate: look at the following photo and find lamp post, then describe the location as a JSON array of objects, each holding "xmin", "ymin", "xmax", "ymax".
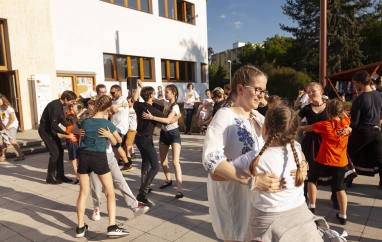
[{"xmin": 227, "ymin": 60, "xmax": 232, "ymax": 85}]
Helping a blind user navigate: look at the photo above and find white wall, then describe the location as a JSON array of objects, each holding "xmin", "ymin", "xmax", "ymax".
[{"xmin": 50, "ymin": 0, "xmax": 209, "ymax": 100}]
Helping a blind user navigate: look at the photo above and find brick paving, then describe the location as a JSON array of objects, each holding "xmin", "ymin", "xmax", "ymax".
[{"xmin": 0, "ymin": 133, "xmax": 382, "ymax": 241}]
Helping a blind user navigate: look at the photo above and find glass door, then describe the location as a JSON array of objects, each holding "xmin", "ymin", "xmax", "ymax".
[{"xmin": 6, "ymin": 70, "xmax": 24, "ymax": 131}]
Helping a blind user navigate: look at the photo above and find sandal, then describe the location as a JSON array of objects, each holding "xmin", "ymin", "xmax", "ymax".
[
  {"xmin": 14, "ymin": 156, "xmax": 25, "ymax": 161},
  {"xmin": 0, "ymin": 157, "xmax": 6, "ymax": 162},
  {"xmin": 159, "ymin": 180, "xmax": 172, "ymax": 189},
  {"xmin": 175, "ymin": 191, "xmax": 184, "ymax": 199}
]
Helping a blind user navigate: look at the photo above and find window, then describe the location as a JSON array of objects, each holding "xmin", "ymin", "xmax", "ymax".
[
  {"xmin": 103, "ymin": 53, "xmax": 154, "ymax": 81},
  {"xmin": 159, "ymin": 0, "xmax": 195, "ymax": 24},
  {"xmin": 0, "ymin": 21, "xmax": 7, "ymax": 70},
  {"xmin": 201, "ymin": 63, "xmax": 207, "ymax": 83},
  {"xmin": 101, "ymin": 0, "xmax": 152, "ymax": 13},
  {"xmin": 161, "ymin": 59, "xmax": 195, "ymax": 82}
]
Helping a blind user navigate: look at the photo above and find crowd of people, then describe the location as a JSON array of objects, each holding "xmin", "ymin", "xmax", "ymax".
[{"xmin": 1, "ymin": 64, "xmax": 381, "ymax": 240}]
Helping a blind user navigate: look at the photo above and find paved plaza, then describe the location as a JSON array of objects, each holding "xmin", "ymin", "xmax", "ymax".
[{"xmin": 1, "ymin": 133, "xmax": 382, "ymax": 241}]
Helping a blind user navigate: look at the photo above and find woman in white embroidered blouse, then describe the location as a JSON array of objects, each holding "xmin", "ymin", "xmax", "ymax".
[{"xmin": 202, "ymin": 65, "xmax": 287, "ymax": 242}]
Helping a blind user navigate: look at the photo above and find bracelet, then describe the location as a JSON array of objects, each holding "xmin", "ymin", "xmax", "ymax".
[{"xmin": 249, "ymin": 175, "xmax": 257, "ymax": 191}]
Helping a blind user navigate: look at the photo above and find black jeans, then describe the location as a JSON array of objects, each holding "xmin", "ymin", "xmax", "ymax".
[
  {"xmin": 38, "ymin": 128, "xmax": 65, "ymax": 180},
  {"xmin": 135, "ymin": 135, "xmax": 159, "ymax": 178},
  {"xmin": 184, "ymin": 108, "xmax": 194, "ymax": 133}
]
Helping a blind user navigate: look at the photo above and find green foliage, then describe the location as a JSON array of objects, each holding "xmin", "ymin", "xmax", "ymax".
[
  {"xmin": 260, "ymin": 63, "xmax": 312, "ymax": 100},
  {"xmin": 359, "ymin": 17, "xmax": 381, "ymax": 63},
  {"xmin": 208, "ymin": 64, "xmax": 229, "ymax": 91}
]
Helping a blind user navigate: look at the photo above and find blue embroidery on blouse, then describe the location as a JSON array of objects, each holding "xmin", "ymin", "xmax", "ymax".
[
  {"xmin": 234, "ymin": 118, "xmax": 255, "ymax": 155},
  {"xmin": 204, "ymin": 151, "xmax": 227, "ymax": 173}
]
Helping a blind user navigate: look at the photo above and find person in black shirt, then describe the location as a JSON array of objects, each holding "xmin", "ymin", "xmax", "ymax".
[
  {"xmin": 347, "ymin": 70, "xmax": 382, "ymax": 189},
  {"xmin": 38, "ymin": 90, "xmax": 77, "ymax": 184}
]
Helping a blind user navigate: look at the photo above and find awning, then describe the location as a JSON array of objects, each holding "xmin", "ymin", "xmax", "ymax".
[{"xmin": 325, "ymin": 61, "xmax": 382, "ymax": 82}]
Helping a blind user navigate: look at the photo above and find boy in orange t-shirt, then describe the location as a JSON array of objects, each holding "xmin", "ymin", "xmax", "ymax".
[
  {"xmin": 299, "ymin": 99, "xmax": 351, "ymax": 225},
  {"xmin": 66, "ymin": 114, "xmax": 80, "ymax": 184}
]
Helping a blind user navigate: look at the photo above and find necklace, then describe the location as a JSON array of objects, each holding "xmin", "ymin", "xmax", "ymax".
[{"xmin": 311, "ymin": 102, "xmax": 325, "ymax": 107}]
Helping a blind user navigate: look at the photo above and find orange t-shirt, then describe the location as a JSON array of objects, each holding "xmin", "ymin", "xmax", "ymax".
[
  {"xmin": 312, "ymin": 116, "xmax": 350, "ymax": 167},
  {"xmin": 66, "ymin": 125, "xmax": 80, "ymax": 143}
]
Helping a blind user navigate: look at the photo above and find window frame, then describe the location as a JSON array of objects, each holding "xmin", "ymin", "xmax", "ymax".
[
  {"xmin": 56, "ymin": 73, "xmax": 96, "ymax": 98},
  {"xmin": 104, "ymin": 53, "xmax": 155, "ymax": 82},
  {"xmin": 101, "ymin": 0, "xmax": 152, "ymax": 13},
  {"xmin": 159, "ymin": 0, "xmax": 195, "ymax": 25},
  {"xmin": 0, "ymin": 21, "xmax": 8, "ymax": 71},
  {"xmin": 201, "ymin": 63, "xmax": 207, "ymax": 83},
  {"xmin": 161, "ymin": 59, "xmax": 196, "ymax": 82}
]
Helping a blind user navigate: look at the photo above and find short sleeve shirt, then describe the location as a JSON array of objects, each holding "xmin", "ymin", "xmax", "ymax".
[
  {"xmin": 162, "ymin": 100, "xmax": 180, "ymax": 131},
  {"xmin": 76, "ymin": 118, "xmax": 116, "ymax": 152},
  {"xmin": 0, "ymin": 106, "xmax": 18, "ymax": 129},
  {"xmin": 312, "ymin": 117, "xmax": 350, "ymax": 167},
  {"xmin": 298, "ymin": 104, "xmax": 328, "ymax": 125},
  {"xmin": 183, "ymin": 90, "xmax": 200, "ymax": 109}
]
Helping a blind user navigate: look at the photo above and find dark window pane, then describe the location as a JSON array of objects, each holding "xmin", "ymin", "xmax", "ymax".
[
  {"xmin": 131, "ymin": 57, "xmax": 139, "ymax": 77},
  {"xmin": 168, "ymin": 0, "xmax": 175, "ymax": 19},
  {"xmin": 143, "ymin": 58, "xmax": 152, "ymax": 79},
  {"xmin": 140, "ymin": 0, "xmax": 149, "ymax": 12},
  {"xmin": 159, "ymin": 0, "xmax": 165, "ymax": 16},
  {"xmin": 128, "ymin": 0, "xmax": 137, "ymax": 9},
  {"xmin": 177, "ymin": 1, "xmax": 183, "ymax": 21},
  {"xmin": 114, "ymin": 0, "xmax": 125, "ymax": 6},
  {"xmin": 169, "ymin": 61, "xmax": 176, "ymax": 80},
  {"xmin": 0, "ymin": 27, "xmax": 4, "ymax": 66},
  {"xmin": 179, "ymin": 61, "xmax": 186, "ymax": 80},
  {"xmin": 161, "ymin": 60, "xmax": 167, "ymax": 79},
  {"xmin": 186, "ymin": 3, "xmax": 193, "ymax": 23},
  {"xmin": 103, "ymin": 54, "xmax": 114, "ymax": 79},
  {"xmin": 187, "ymin": 62, "xmax": 194, "ymax": 81},
  {"xmin": 117, "ymin": 56, "xmax": 127, "ymax": 79}
]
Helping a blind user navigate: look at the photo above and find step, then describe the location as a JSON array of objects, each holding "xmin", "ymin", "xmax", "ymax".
[{"xmin": 4, "ymin": 141, "xmax": 67, "ymax": 159}]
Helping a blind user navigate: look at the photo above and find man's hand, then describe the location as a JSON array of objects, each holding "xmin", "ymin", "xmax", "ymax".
[
  {"xmin": 137, "ymin": 79, "xmax": 143, "ymax": 88},
  {"xmin": 80, "ymin": 129, "xmax": 85, "ymax": 137},
  {"xmin": 67, "ymin": 133, "xmax": 76, "ymax": 140}
]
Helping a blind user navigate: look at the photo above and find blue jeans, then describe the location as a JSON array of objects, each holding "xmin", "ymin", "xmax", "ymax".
[{"xmin": 184, "ymin": 108, "xmax": 194, "ymax": 133}]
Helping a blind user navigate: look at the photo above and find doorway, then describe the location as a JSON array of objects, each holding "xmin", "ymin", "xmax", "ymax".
[{"xmin": 0, "ymin": 70, "xmax": 24, "ymax": 131}]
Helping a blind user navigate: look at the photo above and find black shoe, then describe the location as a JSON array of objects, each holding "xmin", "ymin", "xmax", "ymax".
[
  {"xmin": 131, "ymin": 153, "xmax": 136, "ymax": 159},
  {"xmin": 159, "ymin": 180, "xmax": 172, "ymax": 189},
  {"xmin": 106, "ymin": 224, "xmax": 129, "ymax": 237},
  {"xmin": 175, "ymin": 191, "xmax": 184, "ymax": 199},
  {"xmin": 309, "ymin": 208, "xmax": 316, "ymax": 214},
  {"xmin": 76, "ymin": 224, "xmax": 88, "ymax": 238},
  {"xmin": 60, "ymin": 176, "xmax": 73, "ymax": 183},
  {"xmin": 118, "ymin": 159, "xmax": 124, "ymax": 166},
  {"xmin": 336, "ymin": 213, "xmax": 347, "ymax": 225},
  {"xmin": 347, "ymin": 179, "xmax": 353, "ymax": 188},
  {"xmin": 120, "ymin": 164, "xmax": 133, "ymax": 172},
  {"xmin": 136, "ymin": 193, "xmax": 153, "ymax": 206},
  {"xmin": 74, "ymin": 178, "xmax": 80, "ymax": 185},
  {"xmin": 46, "ymin": 178, "xmax": 62, "ymax": 184},
  {"xmin": 148, "ymin": 188, "xmax": 153, "ymax": 193},
  {"xmin": 331, "ymin": 196, "xmax": 340, "ymax": 210}
]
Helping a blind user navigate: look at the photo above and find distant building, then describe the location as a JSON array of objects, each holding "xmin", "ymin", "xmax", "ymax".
[{"xmin": 211, "ymin": 42, "xmax": 262, "ymax": 78}]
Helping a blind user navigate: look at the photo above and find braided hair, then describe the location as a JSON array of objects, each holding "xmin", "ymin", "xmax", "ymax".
[
  {"xmin": 80, "ymin": 95, "xmax": 112, "ymax": 123},
  {"xmin": 165, "ymin": 84, "xmax": 179, "ymax": 116},
  {"xmin": 249, "ymin": 106, "xmax": 304, "ymax": 187}
]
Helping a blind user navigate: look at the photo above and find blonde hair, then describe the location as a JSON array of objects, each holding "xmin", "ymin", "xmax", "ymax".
[
  {"xmin": 249, "ymin": 106, "xmax": 304, "ymax": 187},
  {"xmin": 267, "ymin": 95, "xmax": 282, "ymax": 108}
]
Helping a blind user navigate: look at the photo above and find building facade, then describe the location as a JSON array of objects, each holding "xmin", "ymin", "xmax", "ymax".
[{"xmin": 0, "ymin": 0, "xmax": 208, "ymax": 130}]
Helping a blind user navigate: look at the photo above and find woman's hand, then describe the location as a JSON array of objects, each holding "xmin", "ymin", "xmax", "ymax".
[
  {"xmin": 137, "ymin": 79, "xmax": 143, "ymax": 88},
  {"xmin": 142, "ymin": 110, "xmax": 154, "ymax": 120},
  {"xmin": 337, "ymin": 125, "xmax": 352, "ymax": 136},
  {"xmin": 290, "ymin": 160, "xmax": 308, "ymax": 180},
  {"xmin": 252, "ymin": 173, "xmax": 286, "ymax": 193},
  {"xmin": 98, "ymin": 127, "xmax": 112, "ymax": 139},
  {"xmin": 5, "ymin": 126, "xmax": 10, "ymax": 131}
]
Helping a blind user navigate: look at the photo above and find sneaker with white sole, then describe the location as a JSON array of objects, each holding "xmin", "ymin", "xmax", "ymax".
[
  {"xmin": 106, "ymin": 224, "xmax": 129, "ymax": 237},
  {"xmin": 76, "ymin": 224, "xmax": 88, "ymax": 238},
  {"xmin": 133, "ymin": 205, "xmax": 150, "ymax": 218},
  {"xmin": 92, "ymin": 207, "xmax": 100, "ymax": 221}
]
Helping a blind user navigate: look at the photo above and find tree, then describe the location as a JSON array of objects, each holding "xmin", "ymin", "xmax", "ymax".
[
  {"xmin": 263, "ymin": 35, "xmax": 296, "ymax": 68},
  {"xmin": 208, "ymin": 64, "xmax": 228, "ymax": 91}
]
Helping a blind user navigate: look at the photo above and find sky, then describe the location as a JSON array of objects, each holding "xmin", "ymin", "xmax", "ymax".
[{"xmin": 207, "ymin": 0, "xmax": 298, "ymax": 53}]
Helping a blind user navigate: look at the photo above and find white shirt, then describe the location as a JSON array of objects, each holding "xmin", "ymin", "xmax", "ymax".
[
  {"xmin": 0, "ymin": 106, "xmax": 18, "ymax": 129},
  {"xmin": 105, "ymin": 140, "xmax": 113, "ymax": 154},
  {"xmin": 80, "ymin": 90, "xmax": 97, "ymax": 99},
  {"xmin": 128, "ymin": 112, "xmax": 137, "ymax": 131},
  {"xmin": 202, "ymin": 107, "xmax": 264, "ymax": 241},
  {"xmin": 110, "ymin": 96, "xmax": 129, "ymax": 134},
  {"xmin": 232, "ymin": 142, "xmax": 305, "ymax": 213},
  {"xmin": 162, "ymin": 100, "xmax": 180, "ymax": 131},
  {"xmin": 183, "ymin": 90, "xmax": 200, "ymax": 109},
  {"xmin": 300, "ymin": 94, "xmax": 309, "ymax": 123}
]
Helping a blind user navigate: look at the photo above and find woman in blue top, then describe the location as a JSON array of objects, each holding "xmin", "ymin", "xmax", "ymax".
[{"xmin": 71, "ymin": 95, "xmax": 129, "ymax": 238}]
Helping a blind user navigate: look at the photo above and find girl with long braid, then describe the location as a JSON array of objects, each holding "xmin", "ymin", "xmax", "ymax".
[
  {"xmin": 70, "ymin": 95, "xmax": 129, "ymax": 238},
  {"xmin": 142, "ymin": 84, "xmax": 184, "ymax": 198}
]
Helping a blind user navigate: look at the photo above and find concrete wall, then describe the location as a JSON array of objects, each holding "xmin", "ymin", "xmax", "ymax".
[
  {"xmin": 0, "ymin": 0, "xmax": 57, "ymax": 130},
  {"xmin": 50, "ymin": 0, "xmax": 209, "ymax": 100}
]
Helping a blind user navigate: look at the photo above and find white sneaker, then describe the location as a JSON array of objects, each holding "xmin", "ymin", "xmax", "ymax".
[
  {"xmin": 92, "ymin": 207, "xmax": 100, "ymax": 221},
  {"xmin": 133, "ymin": 205, "xmax": 149, "ymax": 218}
]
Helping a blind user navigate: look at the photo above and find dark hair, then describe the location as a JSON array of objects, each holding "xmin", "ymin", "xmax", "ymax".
[
  {"xmin": 205, "ymin": 89, "xmax": 211, "ymax": 94},
  {"xmin": 298, "ymin": 84, "xmax": 307, "ymax": 92},
  {"xmin": 249, "ymin": 106, "xmax": 303, "ymax": 187},
  {"xmin": 326, "ymin": 98, "xmax": 346, "ymax": 121},
  {"xmin": 65, "ymin": 113, "xmax": 78, "ymax": 123},
  {"xmin": 81, "ymin": 95, "xmax": 112, "ymax": 123},
  {"xmin": 140, "ymin": 86, "xmax": 155, "ymax": 102},
  {"xmin": 187, "ymin": 83, "xmax": 194, "ymax": 89},
  {"xmin": 224, "ymin": 84, "xmax": 231, "ymax": 91},
  {"xmin": 87, "ymin": 100, "xmax": 95, "ymax": 106},
  {"xmin": 96, "ymin": 84, "xmax": 106, "ymax": 94},
  {"xmin": 376, "ymin": 85, "xmax": 382, "ymax": 93},
  {"xmin": 165, "ymin": 84, "xmax": 179, "ymax": 116},
  {"xmin": 110, "ymin": 84, "xmax": 122, "ymax": 92},
  {"xmin": 0, "ymin": 94, "xmax": 11, "ymax": 108},
  {"xmin": 60, "ymin": 90, "xmax": 77, "ymax": 101},
  {"xmin": 126, "ymin": 95, "xmax": 133, "ymax": 100},
  {"xmin": 68, "ymin": 104, "xmax": 74, "ymax": 110},
  {"xmin": 212, "ymin": 89, "xmax": 223, "ymax": 99},
  {"xmin": 353, "ymin": 70, "xmax": 372, "ymax": 86}
]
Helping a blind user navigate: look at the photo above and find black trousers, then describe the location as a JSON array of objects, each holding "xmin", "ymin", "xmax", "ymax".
[
  {"xmin": 38, "ymin": 128, "xmax": 65, "ymax": 180},
  {"xmin": 135, "ymin": 135, "xmax": 159, "ymax": 178},
  {"xmin": 184, "ymin": 108, "xmax": 194, "ymax": 133}
]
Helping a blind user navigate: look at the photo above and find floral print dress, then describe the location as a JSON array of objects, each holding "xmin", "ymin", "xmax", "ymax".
[{"xmin": 202, "ymin": 107, "xmax": 264, "ymax": 241}]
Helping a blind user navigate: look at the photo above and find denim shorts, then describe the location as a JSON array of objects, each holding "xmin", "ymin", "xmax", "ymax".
[
  {"xmin": 159, "ymin": 128, "xmax": 181, "ymax": 146},
  {"xmin": 77, "ymin": 150, "xmax": 109, "ymax": 175},
  {"xmin": 112, "ymin": 132, "xmax": 125, "ymax": 149},
  {"xmin": 67, "ymin": 142, "xmax": 79, "ymax": 160}
]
